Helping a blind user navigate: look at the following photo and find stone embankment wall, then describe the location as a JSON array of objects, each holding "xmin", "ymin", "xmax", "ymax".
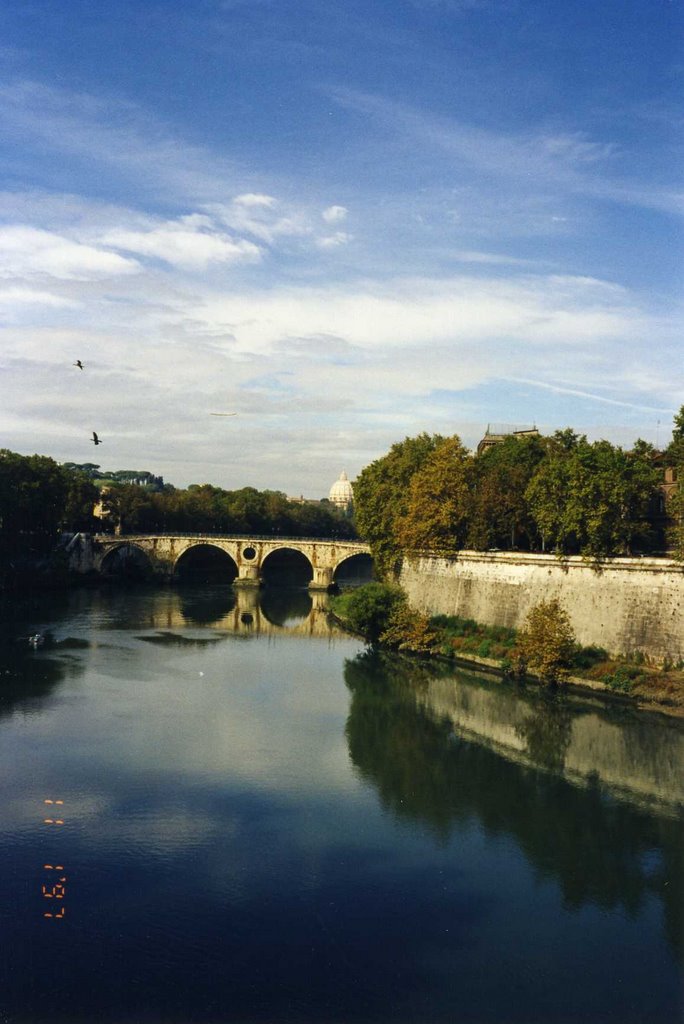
[{"xmin": 400, "ymin": 552, "xmax": 684, "ymax": 664}]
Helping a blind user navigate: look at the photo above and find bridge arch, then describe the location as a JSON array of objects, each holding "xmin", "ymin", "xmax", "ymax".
[
  {"xmin": 174, "ymin": 543, "xmax": 238, "ymax": 582},
  {"xmin": 100, "ymin": 542, "xmax": 154, "ymax": 579},
  {"xmin": 261, "ymin": 546, "xmax": 314, "ymax": 587},
  {"xmin": 333, "ymin": 552, "xmax": 374, "ymax": 587}
]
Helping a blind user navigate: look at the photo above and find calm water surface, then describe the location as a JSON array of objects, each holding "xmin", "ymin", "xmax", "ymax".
[{"xmin": 0, "ymin": 585, "xmax": 681, "ymax": 1024}]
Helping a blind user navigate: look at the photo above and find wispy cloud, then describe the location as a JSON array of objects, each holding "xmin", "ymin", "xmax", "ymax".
[
  {"xmin": 0, "ymin": 225, "xmax": 139, "ymax": 279},
  {"xmin": 101, "ymin": 215, "xmax": 262, "ymax": 270},
  {"xmin": 0, "ymin": 78, "xmax": 241, "ymax": 203},
  {"xmin": 330, "ymin": 87, "xmax": 684, "ymax": 216},
  {"xmin": 509, "ymin": 377, "xmax": 676, "ymax": 415}
]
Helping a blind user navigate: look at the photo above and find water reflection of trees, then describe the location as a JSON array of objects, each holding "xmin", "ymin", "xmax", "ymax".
[
  {"xmin": 515, "ymin": 693, "xmax": 573, "ymax": 772},
  {"xmin": 344, "ymin": 649, "xmax": 683, "ymax": 960},
  {"xmin": 0, "ymin": 640, "xmax": 84, "ymax": 718}
]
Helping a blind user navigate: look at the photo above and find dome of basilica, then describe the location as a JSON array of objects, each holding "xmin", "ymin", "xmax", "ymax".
[{"xmin": 329, "ymin": 470, "xmax": 354, "ymax": 510}]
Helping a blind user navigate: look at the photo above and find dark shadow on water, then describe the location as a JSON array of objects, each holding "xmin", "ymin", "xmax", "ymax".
[
  {"xmin": 177, "ymin": 584, "xmax": 237, "ymax": 625},
  {"xmin": 259, "ymin": 587, "xmax": 313, "ymax": 627},
  {"xmin": 137, "ymin": 631, "xmax": 225, "ymax": 647},
  {"xmin": 0, "ymin": 642, "xmax": 86, "ymax": 719}
]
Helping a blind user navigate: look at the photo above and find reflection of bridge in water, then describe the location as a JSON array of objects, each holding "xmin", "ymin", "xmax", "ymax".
[{"xmin": 145, "ymin": 586, "xmax": 350, "ymax": 640}]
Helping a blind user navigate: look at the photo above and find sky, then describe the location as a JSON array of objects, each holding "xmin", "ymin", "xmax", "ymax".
[{"xmin": 0, "ymin": 0, "xmax": 682, "ymax": 495}]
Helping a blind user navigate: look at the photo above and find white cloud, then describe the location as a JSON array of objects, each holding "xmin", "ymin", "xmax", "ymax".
[
  {"xmin": 0, "ymin": 285, "xmax": 77, "ymax": 308},
  {"xmin": 190, "ymin": 274, "xmax": 641, "ymax": 355},
  {"xmin": 233, "ymin": 193, "xmax": 277, "ymax": 208},
  {"xmin": 322, "ymin": 205, "xmax": 348, "ymax": 224},
  {"xmin": 452, "ymin": 250, "xmax": 532, "ymax": 266},
  {"xmin": 316, "ymin": 231, "xmax": 352, "ymax": 249},
  {"xmin": 101, "ymin": 216, "xmax": 262, "ymax": 270},
  {"xmin": 208, "ymin": 198, "xmax": 311, "ymax": 246},
  {"xmin": 0, "ymin": 225, "xmax": 139, "ymax": 279}
]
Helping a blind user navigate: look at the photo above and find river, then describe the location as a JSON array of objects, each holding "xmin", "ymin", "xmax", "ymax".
[{"xmin": 0, "ymin": 584, "xmax": 681, "ymax": 1024}]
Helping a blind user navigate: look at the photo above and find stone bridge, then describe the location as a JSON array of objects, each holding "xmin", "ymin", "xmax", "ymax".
[{"xmin": 69, "ymin": 533, "xmax": 373, "ymax": 590}]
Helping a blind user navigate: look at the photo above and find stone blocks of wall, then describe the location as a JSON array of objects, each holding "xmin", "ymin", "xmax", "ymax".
[{"xmin": 400, "ymin": 551, "xmax": 684, "ymax": 664}]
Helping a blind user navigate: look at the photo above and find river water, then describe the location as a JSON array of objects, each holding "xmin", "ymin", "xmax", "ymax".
[{"xmin": 0, "ymin": 584, "xmax": 681, "ymax": 1024}]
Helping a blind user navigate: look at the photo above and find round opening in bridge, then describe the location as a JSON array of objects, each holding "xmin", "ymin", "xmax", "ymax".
[
  {"xmin": 242, "ymin": 546, "xmax": 257, "ymax": 561},
  {"xmin": 240, "ymin": 612, "xmax": 254, "ymax": 625},
  {"xmin": 261, "ymin": 547, "xmax": 313, "ymax": 588},
  {"xmin": 175, "ymin": 544, "xmax": 238, "ymax": 584},
  {"xmin": 100, "ymin": 544, "xmax": 153, "ymax": 581},
  {"xmin": 334, "ymin": 553, "xmax": 375, "ymax": 588}
]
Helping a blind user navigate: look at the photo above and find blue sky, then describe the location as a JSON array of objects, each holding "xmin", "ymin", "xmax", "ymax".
[{"xmin": 0, "ymin": 0, "xmax": 681, "ymax": 493}]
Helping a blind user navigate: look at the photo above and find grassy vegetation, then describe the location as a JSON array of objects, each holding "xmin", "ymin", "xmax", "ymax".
[{"xmin": 331, "ymin": 583, "xmax": 684, "ymax": 710}]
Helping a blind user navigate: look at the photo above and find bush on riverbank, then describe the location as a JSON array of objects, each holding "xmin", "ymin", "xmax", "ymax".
[
  {"xmin": 331, "ymin": 583, "xmax": 405, "ymax": 643},
  {"xmin": 332, "ymin": 583, "xmax": 435, "ymax": 650},
  {"xmin": 515, "ymin": 599, "xmax": 577, "ymax": 685}
]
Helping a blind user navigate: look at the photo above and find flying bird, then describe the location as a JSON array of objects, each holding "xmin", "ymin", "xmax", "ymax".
[
  {"xmin": 73, "ymin": 360, "xmax": 84, "ymax": 370},
  {"xmin": 210, "ymin": 412, "xmax": 237, "ymax": 417},
  {"xmin": 91, "ymin": 432, "xmax": 102, "ymax": 445}
]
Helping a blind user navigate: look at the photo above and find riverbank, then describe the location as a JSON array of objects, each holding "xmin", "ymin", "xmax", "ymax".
[{"xmin": 330, "ymin": 585, "xmax": 684, "ymax": 715}]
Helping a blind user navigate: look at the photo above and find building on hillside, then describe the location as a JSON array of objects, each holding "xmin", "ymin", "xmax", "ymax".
[
  {"xmin": 476, "ymin": 424, "xmax": 540, "ymax": 456},
  {"xmin": 329, "ymin": 470, "xmax": 354, "ymax": 513}
]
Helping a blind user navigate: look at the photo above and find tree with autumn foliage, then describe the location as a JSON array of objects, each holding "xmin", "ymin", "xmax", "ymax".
[
  {"xmin": 394, "ymin": 436, "xmax": 472, "ymax": 554},
  {"xmin": 515, "ymin": 599, "xmax": 576, "ymax": 685},
  {"xmin": 353, "ymin": 433, "xmax": 445, "ymax": 577}
]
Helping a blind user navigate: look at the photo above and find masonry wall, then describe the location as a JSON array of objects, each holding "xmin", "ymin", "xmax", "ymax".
[{"xmin": 400, "ymin": 552, "xmax": 684, "ymax": 664}]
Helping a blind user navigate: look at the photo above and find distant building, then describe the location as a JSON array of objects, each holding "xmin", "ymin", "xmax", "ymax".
[
  {"xmin": 329, "ymin": 470, "xmax": 354, "ymax": 513},
  {"xmin": 93, "ymin": 486, "xmax": 112, "ymax": 522},
  {"xmin": 476, "ymin": 424, "xmax": 540, "ymax": 456},
  {"xmin": 287, "ymin": 495, "xmax": 321, "ymax": 506}
]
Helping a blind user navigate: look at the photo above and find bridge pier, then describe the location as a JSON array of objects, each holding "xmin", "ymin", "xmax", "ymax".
[
  {"xmin": 234, "ymin": 564, "xmax": 261, "ymax": 587},
  {"xmin": 308, "ymin": 567, "xmax": 334, "ymax": 591}
]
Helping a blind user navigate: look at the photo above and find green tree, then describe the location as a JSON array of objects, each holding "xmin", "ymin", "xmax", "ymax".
[
  {"xmin": 102, "ymin": 484, "xmax": 155, "ymax": 534},
  {"xmin": 394, "ymin": 436, "xmax": 472, "ymax": 554},
  {"xmin": 526, "ymin": 435, "xmax": 660, "ymax": 558},
  {"xmin": 468, "ymin": 434, "xmax": 547, "ymax": 550},
  {"xmin": 62, "ymin": 469, "xmax": 99, "ymax": 532},
  {"xmin": 353, "ymin": 433, "xmax": 444, "ymax": 577},
  {"xmin": 665, "ymin": 405, "xmax": 684, "ymax": 559}
]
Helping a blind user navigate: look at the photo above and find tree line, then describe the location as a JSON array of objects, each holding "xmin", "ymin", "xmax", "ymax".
[
  {"xmin": 97, "ymin": 482, "xmax": 355, "ymax": 538},
  {"xmin": 0, "ymin": 448, "xmax": 356, "ymax": 582},
  {"xmin": 353, "ymin": 409, "xmax": 684, "ymax": 576}
]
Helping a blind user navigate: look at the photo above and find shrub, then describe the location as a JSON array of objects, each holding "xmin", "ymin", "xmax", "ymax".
[
  {"xmin": 379, "ymin": 603, "xmax": 437, "ymax": 653},
  {"xmin": 516, "ymin": 599, "xmax": 576, "ymax": 685},
  {"xmin": 332, "ymin": 582, "xmax": 405, "ymax": 643},
  {"xmin": 572, "ymin": 644, "xmax": 608, "ymax": 670},
  {"xmin": 603, "ymin": 666, "xmax": 641, "ymax": 693}
]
